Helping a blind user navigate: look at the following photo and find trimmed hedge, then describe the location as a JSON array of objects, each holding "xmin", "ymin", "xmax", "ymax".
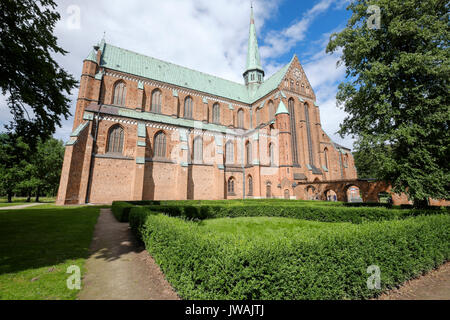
[
  {"xmin": 111, "ymin": 201, "xmax": 136, "ymax": 222},
  {"xmin": 131, "ymin": 204, "xmax": 445, "ymax": 224},
  {"xmin": 129, "ymin": 209, "xmax": 450, "ymax": 300}
]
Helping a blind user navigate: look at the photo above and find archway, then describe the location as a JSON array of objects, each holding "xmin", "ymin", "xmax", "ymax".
[
  {"xmin": 305, "ymin": 185, "xmax": 316, "ymax": 200},
  {"xmin": 325, "ymin": 189, "xmax": 338, "ymax": 202},
  {"xmin": 346, "ymin": 185, "xmax": 362, "ymax": 203},
  {"xmin": 284, "ymin": 189, "xmax": 290, "ymax": 200}
]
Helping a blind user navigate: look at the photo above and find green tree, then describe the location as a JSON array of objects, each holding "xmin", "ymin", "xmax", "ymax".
[
  {"xmin": 0, "ymin": 0, "xmax": 77, "ymax": 143},
  {"xmin": 327, "ymin": 0, "xmax": 449, "ymax": 204},
  {"xmin": 0, "ymin": 133, "xmax": 30, "ymax": 202}
]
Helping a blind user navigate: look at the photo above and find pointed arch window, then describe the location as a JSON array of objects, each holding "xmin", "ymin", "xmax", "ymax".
[
  {"xmin": 288, "ymin": 98, "xmax": 299, "ymax": 166},
  {"xmin": 193, "ymin": 136, "xmax": 203, "ymax": 163},
  {"xmin": 226, "ymin": 141, "xmax": 234, "ymax": 164},
  {"xmin": 269, "ymin": 143, "xmax": 274, "ymax": 166},
  {"xmin": 227, "ymin": 177, "xmax": 235, "ymax": 194},
  {"xmin": 268, "ymin": 100, "xmax": 275, "ymax": 120},
  {"xmin": 107, "ymin": 125, "xmax": 124, "ymax": 154},
  {"xmin": 151, "ymin": 89, "xmax": 162, "ymax": 113},
  {"xmin": 256, "ymin": 108, "xmax": 261, "ymax": 126},
  {"xmin": 324, "ymin": 148, "xmax": 329, "ymax": 170},
  {"xmin": 266, "ymin": 182, "xmax": 272, "ymax": 198},
  {"xmin": 184, "ymin": 96, "xmax": 193, "ymax": 119},
  {"xmin": 237, "ymin": 109, "xmax": 244, "ymax": 128},
  {"xmin": 154, "ymin": 131, "xmax": 166, "ymax": 158},
  {"xmin": 248, "ymin": 175, "xmax": 253, "ymax": 196},
  {"xmin": 113, "ymin": 81, "xmax": 126, "ymax": 106},
  {"xmin": 246, "ymin": 141, "xmax": 252, "ymax": 165},
  {"xmin": 212, "ymin": 103, "xmax": 220, "ymax": 124},
  {"xmin": 304, "ymin": 102, "xmax": 314, "ymax": 165}
]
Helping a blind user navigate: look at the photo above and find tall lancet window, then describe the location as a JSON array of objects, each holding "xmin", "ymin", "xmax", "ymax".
[
  {"xmin": 288, "ymin": 98, "xmax": 299, "ymax": 166},
  {"xmin": 154, "ymin": 131, "xmax": 166, "ymax": 158},
  {"xmin": 107, "ymin": 125, "xmax": 124, "ymax": 154},
  {"xmin": 268, "ymin": 100, "xmax": 275, "ymax": 120},
  {"xmin": 324, "ymin": 148, "xmax": 329, "ymax": 170},
  {"xmin": 113, "ymin": 81, "xmax": 126, "ymax": 106},
  {"xmin": 246, "ymin": 141, "xmax": 252, "ymax": 165},
  {"xmin": 226, "ymin": 141, "xmax": 234, "ymax": 164},
  {"xmin": 237, "ymin": 109, "xmax": 244, "ymax": 128},
  {"xmin": 193, "ymin": 136, "xmax": 203, "ymax": 163},
  {"xmin": 304, "ymin": 102, "xmax": 314, "ymax": 165},
  {"xmin": 212, "ymin": 103, "xmax": 220, "ymax": 123},
  {"xmin": 184, "ymin": 96, "xmax": 193, "ymax": 119},
  {"xmin": 151, "ymin": 89, "xmax": 162, "ymax": 113}
]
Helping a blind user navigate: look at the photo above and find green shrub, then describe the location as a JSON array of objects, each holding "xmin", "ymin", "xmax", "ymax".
[
  {"xmin": 111, "ymin": 201, "xmax": 136, "ymax": 222},
  {"xmin": 130, "ymin": 211, "xmax": 450, "ymax": 300}
]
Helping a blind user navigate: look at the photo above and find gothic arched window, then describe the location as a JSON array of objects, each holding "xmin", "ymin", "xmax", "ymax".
[
  {"xmin": 184, "ymin": 96, "xmax": 193, "ymax": 119},
  {"xmin": 227, "ymin": 177, "xmax": 235, "ymax": 194},
  {"xmin": 193, "ymin": 136, "xmax": 203, "ymax": 163},
  {"xmin": 107, "ymin": 125, "xmax": 124, "ymax": 154},
  {"xmin": 237, "ymin": 109, "xmax": 244, "ymax": 128},
  {"xmin": 226, "ymin": 141, "xmax": 234, "ymax": 164},
  {"xmin": 246, "ymin": 141, "xmax": 252, "ymax": 165},
  {"xmin": 113, "ymin": 81, "xmax": 126, "ymax": 106},
  {"xmin": 324, "ymin": 148, "xmax": 329, "ymax": 169},
  {"xmin": 288, "ymin": 98, "xmax": 299, "ymax": 166},
  {"xmin": 151, "ymin": 89, "xmax": 162, "ymax": 113},
  {"xmin": 154, "ymin": 131, "xmax": 166, "ymax": 158},
  {"xmin": 269, "ymin": 143, "xmax": 274, "ymax": 166},
  {"xmin": 248, "ymin": 175, "xmax": 253, "ymax": 196},
  {"xmin": 268, "ymin": 100, "xmax": 275, "ymax": 120},
  {"xmin": 212, "ymin": 103, "xmax": 220, "ymax": 124}
]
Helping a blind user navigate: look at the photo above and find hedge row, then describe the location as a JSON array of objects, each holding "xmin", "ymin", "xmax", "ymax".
[
  {"xmin": 129, "ymin": 208, "xmax": 450, "ymax": 300},
  {"xmin": 111, "ymin": 201, "xmax": 136, "ymax": 222},
  {"xmin": 132, "ymin": 204, "xmax": 445, "ymax": 224}
]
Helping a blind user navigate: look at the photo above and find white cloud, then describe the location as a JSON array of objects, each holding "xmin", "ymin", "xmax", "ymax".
[
  {"xmin": 0, "ymin": 0, "xmax": 354, "ymax": 150},
  {"xmin": 260, "ymin": 0, "xmax": 338, "ymax": 60}
]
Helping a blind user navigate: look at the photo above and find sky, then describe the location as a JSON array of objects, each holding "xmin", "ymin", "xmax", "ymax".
[{"xmin": 0, "ymin": 0, "xmax": 355, "ymax": 148}]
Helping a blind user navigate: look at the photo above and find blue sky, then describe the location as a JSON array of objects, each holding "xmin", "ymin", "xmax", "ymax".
[{"xmin": 0, "ymin": 0, "xmax": 356, "ymax": 148}]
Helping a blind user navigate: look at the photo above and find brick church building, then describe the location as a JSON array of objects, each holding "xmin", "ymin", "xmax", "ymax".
[{"xmin": 56, "ymin": 7, "xmax": 385, "ymax": 205}]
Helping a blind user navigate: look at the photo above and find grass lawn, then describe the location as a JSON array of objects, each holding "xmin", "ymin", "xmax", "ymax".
[
  {"xmin": 0, "ymin": 197, "xmax": 56, "ymax": 208},
  {"xmin": 0, "ymin": 206, "xmax": 100, "ymax": 300},
  {"xmin": 200, "ymin": 216, "xmax": 351, "ymax": 240}
]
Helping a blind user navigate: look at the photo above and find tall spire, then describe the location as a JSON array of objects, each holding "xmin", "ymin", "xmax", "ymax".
[{"xmin": 244, "ymin": 4, "xmax": 264, "ymax": 87}]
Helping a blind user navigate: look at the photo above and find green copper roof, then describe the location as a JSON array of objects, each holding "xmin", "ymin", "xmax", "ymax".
[
  {"xmin": 86, "ymin": 48, "xmax": 97, "ymax": 62},
  {"xmin": 100, "ymin": 43, "xmax": 251, "ymax": 103},
  {"xmin": 245, "ymin": 6, "xmax": 264, "ymax": 74},
  {"xmin": 95, "ymin": 38, "xmax": 293, "ymax": 104},
  {"xmin": 275, "ymin": 100, "xmax": 289, "ymax": 115}
]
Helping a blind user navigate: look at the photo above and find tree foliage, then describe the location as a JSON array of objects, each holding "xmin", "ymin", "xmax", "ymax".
[
  {"xmin": 327, "ymin": 0, "xmax": 449, "ymax": 202},
  {"xmin": 0, "ymin": 133, "xmax": 65, "ymax": 202},
  {"xmin": 0, "ymin": 0, "xmax": 77, "ymax": 143}
]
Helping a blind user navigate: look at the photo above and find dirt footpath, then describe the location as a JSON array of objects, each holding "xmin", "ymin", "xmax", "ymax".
[
  {"xmin": 79, "ymin": 208, "xmax": 179, "ymax": 300},
  {"xmin": 377, "ymin": 261, "xmax": 450, "ymax": 300}
]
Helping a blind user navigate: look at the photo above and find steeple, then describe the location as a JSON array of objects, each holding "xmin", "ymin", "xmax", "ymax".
[{"xmin": 243, "ymin": 4, "xmax": 264, "ymax": 89}]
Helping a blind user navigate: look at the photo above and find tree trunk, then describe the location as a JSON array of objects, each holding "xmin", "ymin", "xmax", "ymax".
[
  {"xmin": 26, "ymin": 191, "xmax": 31, "ymax": 203},
  {"xmin": 35, "ymin": 187, "xmax": 40, "ymax": 203},
  {"xmin": 7, "ymin": 192, "xmax": 12, "ymax": 203}
]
